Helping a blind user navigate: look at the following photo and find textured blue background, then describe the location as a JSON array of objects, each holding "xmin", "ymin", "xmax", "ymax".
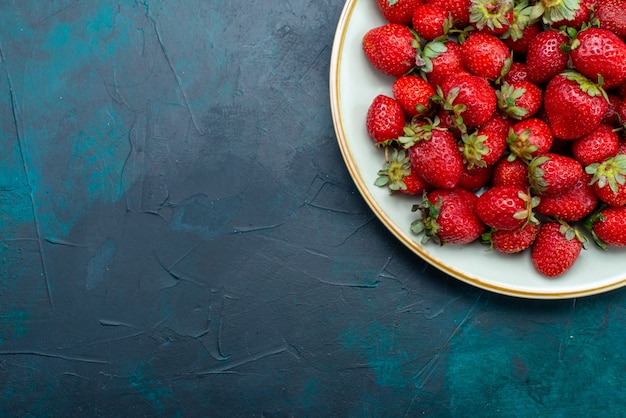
[{"xmin": 1, "ymin": 0, "xmax": 626, "ymax": 416}]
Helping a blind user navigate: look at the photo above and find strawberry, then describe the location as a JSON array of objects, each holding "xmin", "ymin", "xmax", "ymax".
[
  {"xmin": 507, "ymin": 118, "xmax": 554, "ymax": 161},
  {"xmin": 571, "ymin": 124, "xmax": 620, "ymax": 166},
  {"xmin": 528, "ymin": 0, "xmax": 584, "ymax": 26},
  {"xmin": 503, "ymin": 22, "xmax": 542, "ymax": 55},
  {"xmin": 392, "ymin": 75, "xmax": 436, "ymax": 118},
  {"xmin": 483, "ymin": 222, "xmax": 540, "ymax": 254},
  {"xmin": 496, "ymin": 81, "xmax": 542, "ymax": 120},
  {"xmin": 469, "ymin": 0, "xmax": 514, "ymax": 35},
  {"xmin": 543, "ymin": 71, "xmax": 609, "ymax": 140},
  {"xmin": 525, "ymin": 29, "xmax": 569, "ymax": 85},
  {"xmin": 528, "ymin": 153, "xmax": 584, "ymax": 196},
  {"xmin": 362, "ymin": 24, "xmax": 418, "ymax": 77},
  {"xmin": 423, "ymin": 40, "xmax": 466, "ymax": 87},
  {"xmin": 536, "ymin": 173, "xmax": 599, "ymax": 222},
  {"xmin": 531, "ymin": 221, "xmax": 586, "ymax": 277},
  {"xmin": 503, "ymin": 62, "xmax": 529, "ymax": 83},
  {"xmin": 411, "ymin": 187, "xmax": 485, "ymax": 244},
  {"xmin": 401, "ymin": 119, "xmax": 464, "ymax": 188},
  {"xmin": 460, "ymin": 32, "xmax": 511, "ymax": 80},
  {"xmin": 460, "ymin": 127, "xmax": 508, "ymax": 169},
  {"xmin": 376, "ymin": 0, "xmax": 425, "ymax": 25},
  {"xmin": 426, "ymin": 0, "xmax": 471, "ymax": 28},
  {"xmin": 412, "ymin": 4, "xmax": 450, "ymax": 41},
  {"xmin": 569, "ymin": 27, "xmax": 626, "ymax": 90},
  {"xmin": 375, "ymin": 148, "xmax": 432, "ymax": 194},
  {"xmin": 492, "ymin": 157, "xmax": 531, "ymax": 188},
  {"xmin": 594, "ymin": 0, "xmax": 626, "ymax": 41},
  {"xmin": 549, "ymin": 1, "xmax": 591, "ymax": 30},
  {"xmin": 475, "ymin": 185, "xmax": 539, "ymax": 230},
  {"xmin": 603, "ymin": 94, "xmax": 622, "ymax": 127},
  {"xmin": 439, "ymin": 73, "xmax": 497, "ymax": 128},
  {"xmin": 481, "ymin": 112, "xmax": 514, "ymax": 136},
  {"xmin": 458, "ymin": 164, "xmax": 494, "ymax": 190},
  {"xmin": 366, "ymin": 95, "xmax": 406, "ymax": 145},
  {"xmin": 586, "ymin": 154, "xmax": 626, "ymax": 206},
  {"xmin": 585, "ymin": 205, "xmax": 626, "ymax": 248}
]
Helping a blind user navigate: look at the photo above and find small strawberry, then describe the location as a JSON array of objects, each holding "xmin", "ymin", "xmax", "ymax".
[
  {"xmin": 458, "ymin": 164, "xmax": 494, "ymax": 190},
  {"xmin": 375, "ymin": 148, "xmax": 432, "ymax": 195},
  {"xmin": 362, "ymin": 24, "xmax": 419, "ymax": 77},
  {"xmin": 571, "ymin": 124, "xmax": 620, "ymax": 167},
  {"xmin": 366, "ymin": 95, "xmax": 406, "ymax": 145},
  {"xmin": 543, "ymin": 71, "xmax": 609, "ymax": 140},
  {"xmin": 483, "ymin": 222, "xmax": 540, "ymax": 254},
  {"xmin": 439, "ymin": 73, "xmax": 498, "ymax": 128},
  {"xmin": 475, "ymin": 185, "xmax": 540, "ymax": 230},
  {"xmin": 392, "ymin": 75, "xmax": 436, "ymax": 118},
  {"xmin": 412, "ymin": 4, "xmax": 451, "ymax": 41},
  {"xmin": 549, "ymin": 0, "xmax": 591, "ymax": 30},
  {"xmin": 536, "ymin": 173, "xmax": 599, "ymax": 222},
  {"xmin": 426, "ymin": 0, "xmax": 472, "ymax": 28},
  {"xmin": 528, "ymin": 153, "xmax": 584, "ymax": 196},
  {"xmin": 602, "ymin": 94, "xmax": 622, "ymax": 127},
  {"xmin": 492, "ymin": 157, "xmax": 531, "ymax": 188},
  {"xmin": 594, "ymin": 0, "xmax": 626, "ymax": 41},
  {"xmin": 460, "ymin": 32, "xmax": 511, "ymax": 80},
  {"xmin": 481, "ymin": 112, "xmax": 514, "ymax": 136},
  {"xmin": 401, "ymin": 118, "xmax": 465, "ymax": 188},
  {"xmin": 531, "ymin": 220, "xmax": 586, "ymax": 277},
  {"xmin": 423, "ymin": 40, "xmax": 466, "ymax": 87},
  {"xmin": 496, "ymin": 81, "xmax": 542, "ymax": 120},
  {"xmin": 469, "ymin": 0, "xmax": 514, "ymax": 35},
  {"xmin": 376, "ymin": 0, "xmax": 425, "ymax": 25},
  {"xmin": 586, "ymin": 153, "xmax": 626, "ymax": 206},
  {"xmin": 411, "ymin": 187, "xmax": 485, "ymax": 245},
  {"xmin": 585, "ymin": 205, "xmax": 626, "ymax": 249},
  {"xmin": 503, "ymin": 62, "xmax": 529, "ymax": 83},
  {"xmin": 525, "ymin": 29, "xmax": 569, "ymax": 85},
  {"xmin": 503, "ymin": 22, "xmax": 542, "ymax": 55},
  {"xmin": 569, "ymin": 27, "xmax": 626, "ymax": 90},
  {"xmin": 507, "ymin": 118, "xmax": 554, "ymax": 161},
  {"xmin": 528, "ymin": 0, "xmax": 583, "ymax": 26},
  {"xmin": 460, "ymin": 128, "xmax": 508, "ymax": 169}
]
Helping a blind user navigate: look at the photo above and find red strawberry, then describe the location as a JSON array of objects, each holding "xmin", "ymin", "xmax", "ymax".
[
  {"xmin": 507, "ymin": 118, "xmax": 554, "ymax": 161},
  {"xmin": 424, "ymin": 40, "xmax": 466, "ymax": 87},
  {"xmin": 366, "ymin": 95, "xmax": 406, "ymax": 145},
  {"xmin": 458, "ymin": 164, "xmax": 493, "ymax": 191},
  {"xmin": 503, "ymin": 22, "xmax": 542, "ymax": 55},
  {"xmin": 392, "ymin": 75, "xmax": 436, "ymax": 118},
  {"xmin": 531, "ymin": 221, "xmax": 586, "ymax": 277},
  {"xmin": 375, "ymin": 148, "xmax": 432, "ymax": 195},
  {"xmin": 402, "ymin": 119, "xmax": 464, "ymax": 188},
  {"xmin": 439, "ymin": 73, "xmax": 497, "ymax": 128},
  {"xmin": 492, "ymin": 157, "xmax": 531, "ymax": 188},
  {"xmin": 376, "ymin": 0, "xmax": 424, "ymax": 25},
  {"xmin": 469, "ymin": 0, "xmax": 514, "ymax": 35},
  {"xmin": 460, "ymin": 32, "xmax": 511, "ymax": 80},
  {"xmin": 603, "ymin": 94, "xmax": 622, "ymax": 127},
  {"xmin": 411, "ymin": 187, "xmax": 485, "ymax": 245},
  {"xmin": 586, "ymin": 154, "xmax": 626, "ymax": 206},
  {"xmin": 503, "ymin": 62, "xmax": 529, "ymax": 83},
  {"xmin": 536, "ymin": 173, "xmax": 599, "ymax": 222},
  {"xmin": 528, "ymin": 153, "xmax": 584, "ymax": 196},
  {"xmin": 363, "ymin": 24, "xmax": 418, "ymax": 77},
  {"xmin": 543, "ymin": 71, "xmax": 609, "ymax": 140},
  {"xmin": 525, "ymin": 30, "xmax": 569, "ymax": 85},
  {"xmin": 549, "ymin": 1, "xmax": 591, "ymax": 30},
  {"xmin": 569, "ymin": 27, "xmax": 626, "ymax": 90},
  {"xmin": 595, "ymin": 0, "xmax": 626, "ymax": 41},
  {"xmin": 460, "ymin": 128, "xmax": 508, "ymax": 169},
  {"xmin": 425, "ymin": 0, "xmax": 471, "ymax": 28},
  {"xmin": 481, "ymin": 112, "xmax": 514, "ymax": 136},
  {"xmin": 585, "ymin": 205, "xmax": 626, "ymax": 248},
  {"xmin": 571, "ymin": 124, "xmax": 620, "ymax": 167},
  {"xmin": 496, "ymin": 81, "xmax": 542, "ymax": 120},
  {"xmin": 484, "ymin": 223, "xmax": 540, "ymax": 254},
  {"xmin": 475, "ymin": 185, "xmax": 539, "ymax": 230},
  {"xmin": 412, "ymin": 4, "xmax": 450, "ymax": 41}
]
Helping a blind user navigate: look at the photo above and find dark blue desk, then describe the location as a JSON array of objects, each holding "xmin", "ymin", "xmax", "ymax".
[{"xmin": 0, "ymin": 1, "xmax": 624, "ymax": 416}]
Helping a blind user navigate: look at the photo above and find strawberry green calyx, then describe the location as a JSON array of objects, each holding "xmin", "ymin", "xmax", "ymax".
[
  {"xmin": 469, "ymin": 0, "xmax": 514, "ymax": 32},
  {"xmin": 410, "ymin": 195, "xmax": 443, "ymax": 245},
  {"xmin": 397, "ymin": 116, "xmax": 447, "ymax": 148},
  {"xmin": 586, "ymin": 154, "xmax": 626, "ymax": 194},
  {"xmin": 502, "ymin": 1, "xmax": 535, "ymax": 41},
  {"xmin": 415, "ymin": 41, "xmax": 448, "ymax": 74},
  {"xmin": 583, "ymin": 210, "xmax": 609, "ymax": 250},
  {"xmin": 431, "ymin": 86, "xmax": 468, "ymax": 134},
  {"xmin": 460, "ymin": 131, "xmax": 491, "ymax": 169},
  {"xmin": 512, "ymin": 189, "xmax": 541, "ymax": 226},
  {"xmin": 497, "ymin": 83, "xmax": 529, "ymax": 119},
  {"xmin": 527, "ymin": 155, "xmax": 550, "ymax": 194},
  {"xmin": 529, "ymin": 0, "xmax": 581, "ymax": 25},
  {"xmin": 386, "ymin": 0, "xmax": 400, "ymax": 6},
  {"xmin": 507, "ymin": 128, "xmax": 538, "ymax": 162},
  {"xmin": 558, "ymin": 219, "xmax": 588, "ymax": 247},
  {"xmin": 375, "ymin": 148, "xmax": 411, "ymax": 192}
]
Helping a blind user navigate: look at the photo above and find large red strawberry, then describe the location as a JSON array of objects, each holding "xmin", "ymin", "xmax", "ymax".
[
  {"xmin": 536, "ymin": 173, "xmax": 599, "ymax": 222},
  {"xmin": 426, "ymin": 0, "xmax": 471, "ymax": 28},
  {"xmin": 496, "ymin": 81, "xmax": 542, "ymax": 120},
  {"xmin": 363, "ymin": 24, "xmax": 418, "ymax": 77},
  {"xmin": 460, "ymin": 32, "xmax": 511, "ymax": 80},
  {"xmin": 439, "ymin": 73, "xmax": 497, "ymax": 128},
  {"xmin": 571, "ymin": 124, "xmax": 620, "ymax": 167},
  {"xmin": 528, "ymin": 153, "xmax": 584, "ymax": 196},
  {"xmin": 376, "ymin": 0, "xmax": 424, "ymax": 25},
  {"xmin": 531, "ymin": 221, "xmax": 586, "ymax": 277},
  {"xmin": 507, "ymin": 118, "xmax": 554, "ymax": 161},
  {"xmin": 475, "ymin": 185, "xmax": 539, "ymax": 230},
  {"xmin": 412, "ymin": 4, "xmax": 450, "ymax": 41},
  {"xmin": 586, "ymin": 153, "xmax": 626, "ymax": 206},
  {"xmin": 366, "ymin": 95, "xmax": 406, "ymax": 145},
  {"xmin": 525, "ymin": 29, "xmax": 569, "ymax": 85},
  {"xmin": 375, "ymin": 148, "xmax": 432, "ymax": 195},
  {"xmin": 543, "ymin": 71, "xmax": 609, "ymax": 140},
  {"xmin": 595, "ymin": 0, "xmax": 626, "ymax": 41},
  {"xmin": 585, "ymin": 205, "xmax": 626, "ymax": 248},
  {"xmin": 483, "ymin": 223, "xmax": 540, "ymax": 254},
  {"xmin": 569, "ymin": 27, "xmax": 626, "ymax": 90},
  {"xmin": 392, "ymin": 75, "xmax": 436, "ymax": 118},
  {"xmin": 411, "ymin": 187, "xmax": 485, "ymax": 245}
]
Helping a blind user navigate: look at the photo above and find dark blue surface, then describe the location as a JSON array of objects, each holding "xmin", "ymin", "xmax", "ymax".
[{"xmin": 1, "ymin": 1, "xmax": 626, "ymax": 416}]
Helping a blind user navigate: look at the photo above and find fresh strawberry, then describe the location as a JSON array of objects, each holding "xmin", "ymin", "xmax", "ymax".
[
  {"xmin": 528, "ymin": 0, "xmax": 584, "ymax": 26},
  {"xmin": 426, "ymin": 0, "xmax": 471, "ymax": 28},
  {"xmin": 362, "ymin": 24, "xmax": 418, "ymax": 77},
  {"xmin": 496, "ymin": 81, "xmax": 542, "ymax": 120},
  {"xmin": 507, "ymin": 118, "xmax": 554, "ymax": 161},
  {"xmin": 572, "ymin": 124, "xmax": 620, "ymax": 166},
  {"xmin": 543, "ymin": 71, "xmax": 609, "ymax": 140},
  {"xmin": 586, "ymin": 154, "xmax": 626, "ymax": 206},
  {"xmin": 412, "ymin": 4, "xmax": 450, "ymax": 41},
  {"xmin": 376, "ymin": 0, "xmax": 424, "ymax": 25},
  {"xmin": 411, "ymin": 187, "xmax": 485, "ymax": 244},
  {"xmin": 585, "ymin": 205, "xmax": 626, "ymax": 248},
  {"xmin": 439, "ymin": 73, "xmax": 497, "ymax": 128},
  {"xmin": 460, "ymin": 128, "xmax": 508, "ymax": 168},
  {"xmin": 401, "ymin": 119, "xmax": 464, "ymax": 188},
  {"xmin": 492, "ymin": 157, "xmax": 531, "ymax": 188},
  {"xmin": 603, "ymin": 94, "xmax": 622, "ymax": 127},
  {"xmin": 503, "ymin": 22, "xmax": 542, "ymax": 55},
  {"xmin": 481, "ymin": 112, "xmax": 514, "ymax": 136},
  {"xmin": 528, "ymin": 153, "xmax": 584, "ymax": 196},
  {"xmin": 366, "ymin": 95, "xmax": 406, "ymax": 145},
  {"xmin": 483, "ymin": 222, "xmax": 540, "ymax": 254},
  {"xmin": 594, "ymin": 0, "xmax": 626, "ymax": 41},
  {"xmin": 525, "ymin": 29, "xmax": 569, "ymax": 85},
  {"xmin": 423, "ymin": 40, "xmax": 466, "ymax": 87},
  {"xmin": 531, "ymin": 221, "xmax": 586, "ymax": 277},
  {"xmin": 549, "ymin": 1, "xmax": 591, "ymax": 30},
  {"xmin": 475, "ymin": 185, "xmax": 539, "ymax": 230},
  {"xmin": 536, "ymin": 173, "xmax": 598, "ymax": 222},
  {"xmin": 503, "ymin": 62, "xmax": 529, "ymax": 83},
  {"xmin": 469, "ymin": 0, "xmax": 514, "ymax": 35},
  {"xmin": 458, "ymin": 164, "xmax": 494, "ymax": 190},
  {"xmin": 460, "ymin": 32, "xmax": 511, "ymax": 80},
  {"xmin": 392, "ymin": 75, "xmax": 436, "ymax": 118},
  {"xmin": 569, "ymin": 27, "xmax": 626, "ymax": 90},
  {"xmin": 375, "ymin": 148, "xmax": 432, "ymax": 194}
]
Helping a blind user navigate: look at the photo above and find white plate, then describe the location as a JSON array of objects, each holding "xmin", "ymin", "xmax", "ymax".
[{"xmin": 329, "ymin": 0, "xmax": 626, "ymax": 299}]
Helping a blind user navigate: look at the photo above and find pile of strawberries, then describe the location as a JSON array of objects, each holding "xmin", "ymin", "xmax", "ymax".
[{"xmin": 363, "ymin": 0, "xmax": 626, "ymax": 277}]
